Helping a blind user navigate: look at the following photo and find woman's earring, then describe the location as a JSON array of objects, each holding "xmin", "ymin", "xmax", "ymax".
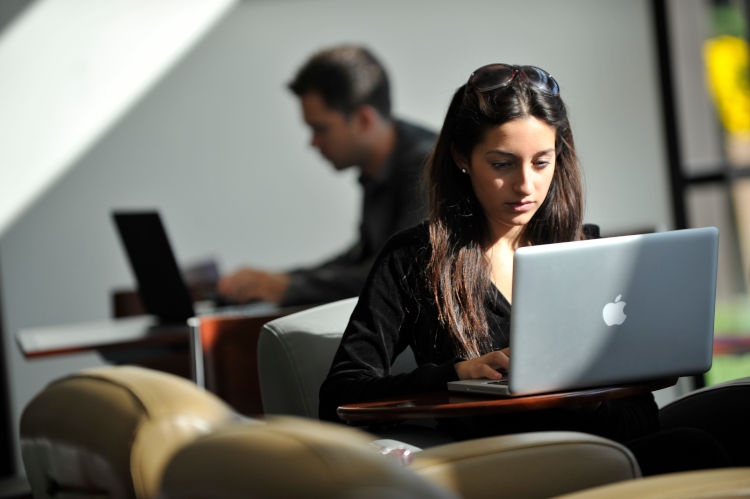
[{"xmin": 461, "ymin": 168, "xmax": 468, "ymax": 174}]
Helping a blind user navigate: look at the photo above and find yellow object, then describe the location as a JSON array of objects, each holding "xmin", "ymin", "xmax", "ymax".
[{"xmin": 704, "ymin": 35, "xmax": 750, "ymax": 133}]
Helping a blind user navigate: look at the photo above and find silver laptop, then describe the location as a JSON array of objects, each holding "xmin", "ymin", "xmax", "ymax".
[{"xmin": 447, "ymin": 227, "xmax": 719, "ymax": 397}]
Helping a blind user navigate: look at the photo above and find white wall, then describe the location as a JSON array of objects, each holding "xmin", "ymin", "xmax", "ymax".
[
  {"xmin": 0, "ymin": 0, "xmax": 236, "ymax": 238},
  {"xmin": 0, "ymin": 0, "xmax": 670, "ymax": 474}
]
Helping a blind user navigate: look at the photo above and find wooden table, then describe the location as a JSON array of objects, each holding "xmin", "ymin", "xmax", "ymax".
[
  {"xmin": 17, "ymin": 315, "xmax": 194, "ymax": 380},
  {"xmin": 337, "ymin": 378, "xmax": 677, "ymax": 423},
  {"xmin": 17, "ymin": 302, "xmax": 309, "ymax": 416},
  {"xmin": 17, "ymin": 315, "xmax": 189, "ymax": 359}
]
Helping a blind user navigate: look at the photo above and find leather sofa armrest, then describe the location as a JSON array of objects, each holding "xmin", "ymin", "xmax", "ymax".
[
  {"xmin": 20, "ymin": 366, "xmax": 240, "ymax": 499},
  {"xmin": 159, "ymin": 416, "xmax": 456, "ymax": 499},
  {"xmin": 159, "ymin": 416, "xmax": 643, "ymax": 499},
  {"xmin": 555, "ymin": 467, "xmax": 750, "ymax": 498},
  {"xmin": 410, "ymin": 431, "xmax": 641, "ymax": 498}
]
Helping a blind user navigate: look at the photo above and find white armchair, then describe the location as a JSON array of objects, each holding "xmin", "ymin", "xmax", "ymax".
[{"xmin": 257, "ymin": 297, "xmax": 416, "ymax": 419}]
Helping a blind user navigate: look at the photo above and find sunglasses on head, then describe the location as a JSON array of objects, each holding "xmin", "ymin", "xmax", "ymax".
[{"xmin": 467, "ymin": 64, "xmax": 560, "ymax": 96}]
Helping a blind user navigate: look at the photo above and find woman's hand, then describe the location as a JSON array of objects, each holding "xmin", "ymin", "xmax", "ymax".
[{"xmin": 454, "ymin": 348, "xmax": 510, "ymax": 380}]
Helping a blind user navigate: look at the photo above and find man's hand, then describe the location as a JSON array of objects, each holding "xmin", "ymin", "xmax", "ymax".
[
  {"xmin": 454, "ymin": 348, "xmax": 510, "ymax": 380},
  {"xmin": 217, "ymin": 268, "xmax": 290, "ymax": 305}
]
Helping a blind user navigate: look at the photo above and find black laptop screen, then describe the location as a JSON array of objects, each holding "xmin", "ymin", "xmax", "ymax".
[{"xmin": 112, "ymin": 211, "xmax": 195, "ymax": 324}]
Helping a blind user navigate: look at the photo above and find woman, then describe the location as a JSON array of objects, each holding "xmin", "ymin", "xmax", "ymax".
[{"xmin": 319, "ymin": 65, "xmax": 723, "ymax": 470}]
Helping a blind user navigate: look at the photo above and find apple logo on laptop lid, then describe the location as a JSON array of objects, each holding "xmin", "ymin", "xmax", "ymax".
[{"xmin": 602, "ymin": 295, "xmax": 627, "ymax": 326}]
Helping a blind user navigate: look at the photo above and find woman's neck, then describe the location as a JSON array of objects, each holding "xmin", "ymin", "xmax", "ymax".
[
  {"xmin": 484, "ymin": 224, "xmax": 528, "ymax": 304},
  {"xmin": 485, "ymin": 224, "xmax": 526, "ymax": 253}
]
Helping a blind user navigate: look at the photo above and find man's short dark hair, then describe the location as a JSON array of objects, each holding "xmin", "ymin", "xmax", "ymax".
[{"xmin": 288, "ymin": 45, "xmax": 391, "ymax": 120}]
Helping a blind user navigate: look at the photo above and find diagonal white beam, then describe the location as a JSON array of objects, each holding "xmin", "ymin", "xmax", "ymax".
[{"xmin": 0, "ymin": 0, "xmax": 236, "ymax": 237}]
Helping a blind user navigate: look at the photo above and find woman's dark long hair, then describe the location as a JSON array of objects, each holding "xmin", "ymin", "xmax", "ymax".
[{"xmin": 426, "ymin": 74, "xmax": 584, "ymax": 359}]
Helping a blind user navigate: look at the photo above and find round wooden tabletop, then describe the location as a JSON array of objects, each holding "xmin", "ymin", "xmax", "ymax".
[{"xmin": 337, "ymin": 378, "xmax": 677, "ymax": 423}]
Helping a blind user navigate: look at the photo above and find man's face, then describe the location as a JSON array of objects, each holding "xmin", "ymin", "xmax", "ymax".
[{"xmin": 300, "ymin": 93, "xmax": 365, "ymax": 170}]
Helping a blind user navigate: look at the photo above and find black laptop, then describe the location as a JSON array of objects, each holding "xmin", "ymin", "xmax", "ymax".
[
  {"xmin": 112, "ymin": 211, "xmax": 197, "ymax": 324},
  {"xmin": 113, "ymin": 210, "xmax": 287, "ymax": 325}
]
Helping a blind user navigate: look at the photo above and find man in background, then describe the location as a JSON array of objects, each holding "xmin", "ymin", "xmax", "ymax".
[{"xmin": 218, "ymin": 45, "xmax": 436, "ymax": 306}]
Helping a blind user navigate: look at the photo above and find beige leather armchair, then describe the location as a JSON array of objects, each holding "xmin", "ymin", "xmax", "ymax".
[
  {"xmin": 19, "ymin": 365, "xmax": 242, "ymax": 499},
  {"xmin": 21, "ymin": 364, "xmax": 641, "ymax": 499},
  {"xmin": 556, "ymin": 467, "xmax": 750, "ymax": 498},
  {"xmin": 158, "ymin": 414, "xmax": 750, "ymax": 499},
  {"xmin": 158, "ymin": 416, "xmax": 641, "ymax": 499}
]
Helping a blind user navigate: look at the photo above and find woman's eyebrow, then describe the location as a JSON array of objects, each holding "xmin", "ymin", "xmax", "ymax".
[
  {"xmin": 535, "ymin": 148, "xmax": 555, "ymax": 156},
  {"xmin": 485, "ymin": 148, "xmax": 555, "ymax": 156},
  {"xmin": 485, "ymin": 149, "xmax": 516, "ymax": 156}
]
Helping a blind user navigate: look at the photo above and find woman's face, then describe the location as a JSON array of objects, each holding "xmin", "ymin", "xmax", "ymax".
[{"xmin": 462, "ymin": 116, "xmax": 557, "ymax": 237}]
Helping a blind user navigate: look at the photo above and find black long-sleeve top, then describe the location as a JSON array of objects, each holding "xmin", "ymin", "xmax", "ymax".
[{"xmin": 319, "ymin": 223, "xmax": 659, "ymax": 443}]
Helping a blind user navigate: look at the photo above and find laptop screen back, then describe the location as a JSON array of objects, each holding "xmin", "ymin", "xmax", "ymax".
[
  {"xmin": 507, "ymin": 226, "xmax": 719, "ymax": 395},
  {"xmin": 112, "ymin": 211, "xmax": 195, "ymax": 324}
]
